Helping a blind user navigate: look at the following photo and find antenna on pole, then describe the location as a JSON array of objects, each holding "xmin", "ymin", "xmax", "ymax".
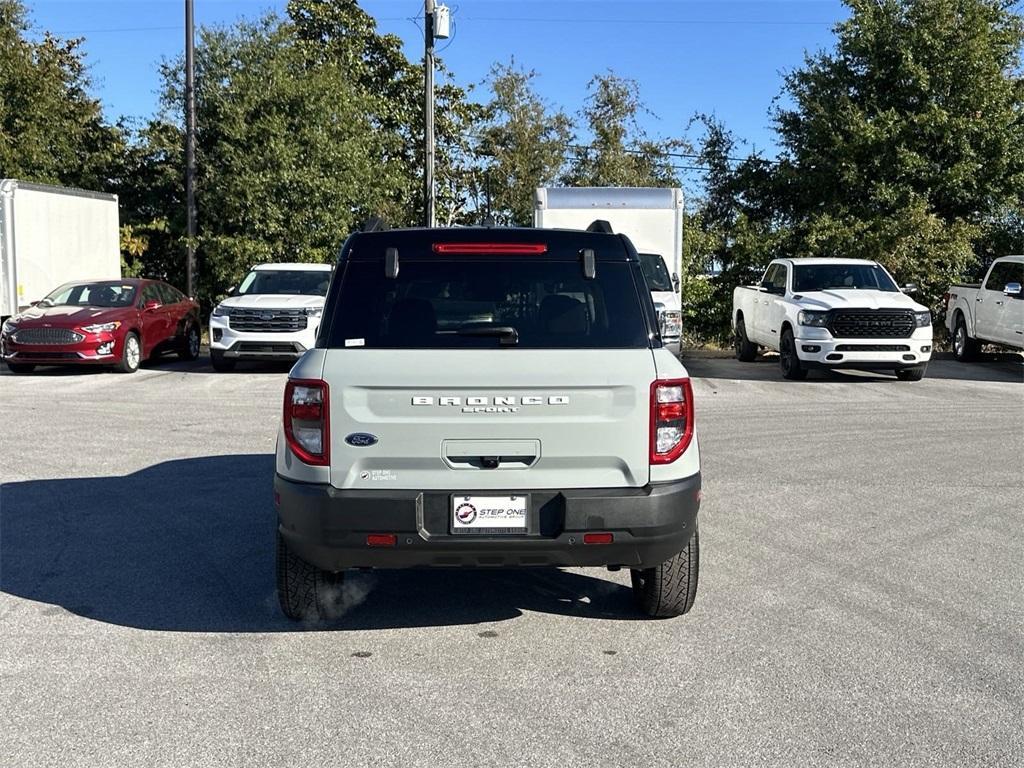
[{"xmin": 184, "ymin": 0, "xmax": 197, "ymax": 298}]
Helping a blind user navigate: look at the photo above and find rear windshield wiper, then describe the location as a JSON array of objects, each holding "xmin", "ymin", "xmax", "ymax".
[{"xmin": 454, "ymin": 324, "xmax": 519, "ymax": 346}]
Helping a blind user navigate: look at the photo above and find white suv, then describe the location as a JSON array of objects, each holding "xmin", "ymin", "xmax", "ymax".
[{"xmin": 209, "ymin": 263, "xmax": 332, "ymax": 371}]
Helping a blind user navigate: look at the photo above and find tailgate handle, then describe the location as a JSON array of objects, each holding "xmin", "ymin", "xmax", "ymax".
[
  {"xmin": 442, "ymin": 439, "xmax": 540, "ymax": 470},
  {"xmin": 447, "ymin": 455, "xmax": 537, "ymax": 470}
]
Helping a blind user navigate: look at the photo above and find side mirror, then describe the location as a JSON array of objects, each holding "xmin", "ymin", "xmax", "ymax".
[
  {"xmin": 672, "ymin": 272, "xmax": 680, "ymax": 291},
  {"xmin": 1004, "ymin": 282, "xmax": 1022, "ymax": 297},
  {"xmin": 143, "ymin": 300, "xmax": 161, "ymax": 311},
  {"xmin": 902, "ymin": 283, "xmax": 919, "ymax": 295},
  {"xmin": 227, "ymin": 285, "xmax": 238, "ymax": 296}
]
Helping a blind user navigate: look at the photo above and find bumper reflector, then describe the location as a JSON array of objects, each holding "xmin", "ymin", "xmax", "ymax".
[
  {"xmin": 366, "ymin": 534, "xmax": 397, "ymax": 547},
  {"xmin": 583, "ymin": 533, "xmax": 614, "ymax": 545}
]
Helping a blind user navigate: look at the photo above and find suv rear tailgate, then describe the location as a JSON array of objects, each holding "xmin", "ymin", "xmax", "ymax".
[{"xmin": 324, "ymin": 348, "xmax": 656, "ymax": 490}]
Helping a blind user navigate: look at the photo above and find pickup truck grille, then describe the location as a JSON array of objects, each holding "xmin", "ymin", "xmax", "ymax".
[
  {"xmin": 229, "ymin": 309, "xmax": 308, "ymax": 333},
  {"xmin": 12, "ymin": 328, "xmax": 84, "ymax": 345},
  {"xmin": 828, "ymin": 310, "xmax": 915, "ymax": 339}
]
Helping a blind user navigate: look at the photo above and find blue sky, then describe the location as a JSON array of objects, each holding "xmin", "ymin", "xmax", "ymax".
[{"xmin": 25, "ymin": 0, "xmax": 850, "ymax": 163}]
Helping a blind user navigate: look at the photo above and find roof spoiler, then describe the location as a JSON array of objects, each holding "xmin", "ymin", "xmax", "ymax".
[{"xmin": 586, "ymin": 219, "xmax": 613, "ymax": 234}]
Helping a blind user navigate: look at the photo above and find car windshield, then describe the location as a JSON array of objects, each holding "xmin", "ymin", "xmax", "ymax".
[
  {"xmin": 793, "ymin": 264, "xmax": 899, "ymax": 293},
  {"xmin": 639, "ymin": 253, "xmax": 673, "ymax": 292},
  {"xmin": 236, "ymin": 269, "xmax": 331, "ymax": 296},
  {"xmin": 40, "ymin": 282, "xmax": 137, "ymax": 308}
]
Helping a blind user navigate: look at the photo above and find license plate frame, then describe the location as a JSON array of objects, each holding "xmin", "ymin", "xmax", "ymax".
[{"xmin": 451, "ymin": 494, "xmax": 529, "ymax": 535}]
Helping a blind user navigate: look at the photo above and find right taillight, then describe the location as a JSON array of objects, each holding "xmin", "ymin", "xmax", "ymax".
[
  {"xmin": 650, "ymin": 378, "xmax": 694, "ymax": 464},
  {"xmin": 284, "ymin": 379, "xmax": 329, "ymax": 466}
]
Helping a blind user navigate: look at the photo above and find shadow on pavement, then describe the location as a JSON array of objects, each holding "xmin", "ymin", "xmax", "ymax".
[
  {"xmin": 683, "ymin": 353, "xmax": 1023, "ymax": 384},
  {"xmin": 0, "ymin": 455, "xmax": 637, "ymax": 632}
]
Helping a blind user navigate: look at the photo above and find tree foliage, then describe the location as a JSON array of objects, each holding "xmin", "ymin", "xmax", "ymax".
[{"xmin": 0, "ymin": 0, "xmax": 122, "ymax": 187}]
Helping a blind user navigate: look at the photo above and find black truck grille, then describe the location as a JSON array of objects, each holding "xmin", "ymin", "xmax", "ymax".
[
  {"xmin": 12, "ymin": 328, "xmax": 84, "ymax": 345},
  {"xmin": 828, "ymin": 311, "xmax": 915, "ymax": 339},
  {"xmin": 229, "ymin": 309, "xmax": 308, "ymax": 333},
  {"xmin": 835, "ymin": 344, "xmax": 911, "ymax": 352}
]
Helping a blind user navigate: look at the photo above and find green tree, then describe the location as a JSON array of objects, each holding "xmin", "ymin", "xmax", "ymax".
[
  {"xmin": 157, "ymin": 15, "xmax": 404, "ymax": 300},
  {"xmin": 0, "ymin": 0, "xmax": 123, "ymax": 188},
  {"xmin": 772, "ymin": 0, "xmax": 1024, "ymax": 305},
  {"xmin": 474, "ymin": 63, "xmax": 574, "ymax": 225},
  {"xmin": 565, "ymin": 73, "xmax": 683, "ymax": 188}
]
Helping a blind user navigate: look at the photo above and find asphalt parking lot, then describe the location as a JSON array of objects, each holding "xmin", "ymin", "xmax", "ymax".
[{"xmin": 1, "ymin": 353, "xmax": 1022, "ymax": 767}]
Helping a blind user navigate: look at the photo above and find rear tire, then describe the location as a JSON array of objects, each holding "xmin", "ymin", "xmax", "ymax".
[
  {"xmin": 734, "ymin": 317, "xmax": 757, "ymax": 362},
  {"xmin": 779, "ymin": 328, "xmax": 808, "ymax": 380},
  {"xmin": 631, "ymin": 527, "xmax": 699, "ymax": 618},
  {"xmin": 896, "ymin": 365, "xmax": 927, "ymax": 381},
  {"xmin": 179, "ymin": 323, "xmax": 201, "ymax": 361},
  {"xmin": 4, "ymin": 362, "xmax": 35, "ymax": 374},
  {"xmin": 953, "ymin": 314, "xmax": 980, "ymax": 362},
  {"xmin": 210, "ymin": 349, "xmax": 236, "ymax": 372},
  {"xmin": 114, "ymin": 333, "xmax": 141, "ymax": 374},
  {"xmin": 276, "ymin": 531, "xmax": 347, "ymax": 622}
]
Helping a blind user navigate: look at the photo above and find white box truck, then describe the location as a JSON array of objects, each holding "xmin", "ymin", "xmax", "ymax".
[
  {"xmin": 1, "ymin": 180, "xmax": 121, "ymax": 319},
  {"xmin": 534, "ymin": 187, "xmax": 684, "ymax": 354}
]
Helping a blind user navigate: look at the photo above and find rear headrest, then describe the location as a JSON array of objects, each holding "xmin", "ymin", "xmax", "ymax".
[{"xmin": 539, "ymin": 294, "xmax": 588, "ymax": 335}]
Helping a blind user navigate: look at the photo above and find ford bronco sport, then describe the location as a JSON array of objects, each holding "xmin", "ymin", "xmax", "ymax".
[{"xmin": 274, "ymin": 225, "xmax": 701, "ymax": 619}]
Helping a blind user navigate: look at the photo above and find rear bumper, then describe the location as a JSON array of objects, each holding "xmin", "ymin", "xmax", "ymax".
[{"xmin": 276, "ymin": 473, "xmax": 701, "ymax": 571}]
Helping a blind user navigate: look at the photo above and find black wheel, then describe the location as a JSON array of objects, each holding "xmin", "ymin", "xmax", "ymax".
[
  {"xmin": 896, "ymin": 365, "xmax": 927, "ymax": 381},
  {"xmin": 114, "ymin": 332, "xmax": 141, "ymax": 374},
  {"xmin": 179, "ymin": 322, "xmax": 201, "ymax": 361},
  {"xmin": 631, "ymin": 527, "xmax": 699, "ymax": 618},
  {"xmin": 4, "ymin": 361, "xmax": 35, "ymax": 374},
  {"xmin": 953, "ymin": 314, "xmax": 980, "ymax": 362},
  {"xmin": 276, "ymin": 530, "xmax": 347, "ymax": 621},
  {"xmin": 779, "ymin": 328, "xmax": 808, "ymax": 380},
  {"xmin": 210, "ymin": 349, "xmax": 236, "ymax": 372},
  {"xmin": 734, "ymin": 316, "xmax": 757, "ymax": 362}
]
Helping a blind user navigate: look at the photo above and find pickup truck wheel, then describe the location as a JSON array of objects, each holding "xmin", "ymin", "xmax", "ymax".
[
  {"xmin": 734, "ymin": 318, "xmax": 758, "ymax": 362},
  {"xmin": 276, "ymin": 531, "xmax": 347, "ymax": 621},
  {"xmin": 896, "ymin": 365, "xmax": 927, "ymax": 381},
  {"xmin": 953, "ymin": 315, "xmax": 980, "ymax": 361},
  {"xmin": 779, "ymin": 329, "xmax": 808, "ymax": 380},
  {"xmin": 114, "ymin": 332, "xmax": 141, "ymax": 373},
  {"xmin": 631, "ymin": 527, "xmax": 699, "ymax": 618},
  {"xmin": 5, "ymin": 362, "xmax": 36, "ymax": 374},
  {"xmin": 178, "ymin": 323, "xmax": 201, "ymax": 361},
  {"xmin": 210, "ymin": 349, "xmax": 236, "ymax": 372}
]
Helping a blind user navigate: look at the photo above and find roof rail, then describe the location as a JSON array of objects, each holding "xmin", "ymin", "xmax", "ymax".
[
  {"xmin": 586, "ymin": 219, "xmax": 614, "ymax": 234},
  {"xmin": 362, "ymin": 216, "xmax": 389, "ymax": 233}
]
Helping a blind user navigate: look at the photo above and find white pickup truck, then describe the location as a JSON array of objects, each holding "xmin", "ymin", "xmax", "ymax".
[
  {"xmin": 732, "ymin": 258, "xmax": 934, "ymax": 380},
  {"xmin": 944, "ymin": 255, "xmax": 1024, "ymax": 361}
]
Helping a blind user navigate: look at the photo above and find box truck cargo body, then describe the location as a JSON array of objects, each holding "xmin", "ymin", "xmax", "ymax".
[
  {"xmin": 1, "ymin": 180, "xmax": 121, "ymax": 319},
  {"xmin": 534, "ymin": 187, "xmax": 684, "ymax": 354}
]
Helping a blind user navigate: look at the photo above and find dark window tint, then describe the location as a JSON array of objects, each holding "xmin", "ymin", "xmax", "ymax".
[
  {"xmin": 985, "ymin": 262, "xmax": 1023, "ymax": 291},
  {"xmin": 237, "ymin": 269, "xmax": 331, "ymax": 296},
  {"xmin": 639, "ymin": 253, "xmax": 673, "ymax": 292},
  {"xmin": 793, "ymin": 263, "xmax": 898, "ymax": 293},
  {"xmin": 140, "ymin": 284, "xmax": 162, "ymax": 306},
  {"xmin": 762, "ymin": 264, "xmax": 787, "ymax": 293},
  {"xmin": 326, "ymin": 260, "xmax": 651, "ymax": 349},
  {"xmin": 156, "ymin": 283, "xmax": 180, "ymax": 304}
]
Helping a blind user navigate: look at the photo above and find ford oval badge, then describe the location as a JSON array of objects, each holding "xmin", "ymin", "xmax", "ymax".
[{"xmin": 345, "ymin": 433, "xmax": 379, "ymax": 448}]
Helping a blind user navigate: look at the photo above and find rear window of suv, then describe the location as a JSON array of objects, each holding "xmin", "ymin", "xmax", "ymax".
[{"xmin": 325, "ymin": 258, "xmax": 652, "ymax": 349}]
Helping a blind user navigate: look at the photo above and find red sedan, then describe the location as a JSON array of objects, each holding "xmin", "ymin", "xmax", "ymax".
[{"xmin": 1, "ymin": 279, "xmax": 200, "ymax": 374}]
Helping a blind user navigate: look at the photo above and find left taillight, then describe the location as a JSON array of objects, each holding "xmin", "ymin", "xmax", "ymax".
[
  {"xmin": 650, "ymin": 378, "xmax": 694, "ymax": 465},
  {"xmin": 284, "ymin": 379, "xmax": 329, "ymax": 466}
]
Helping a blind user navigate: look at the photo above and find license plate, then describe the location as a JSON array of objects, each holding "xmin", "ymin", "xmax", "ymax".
[{"xmin": 451, "ymin": 495, "xmax": 528, "ymax": 534}]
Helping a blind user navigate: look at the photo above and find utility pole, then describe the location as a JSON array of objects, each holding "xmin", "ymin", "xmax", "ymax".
[
  {"xmin": 423, "ymin": 0, "xmax": 436, "ymax": 228},
  {"xmin": 185, "ymin": 0, "xmax": 197, "ymax": 297}
]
